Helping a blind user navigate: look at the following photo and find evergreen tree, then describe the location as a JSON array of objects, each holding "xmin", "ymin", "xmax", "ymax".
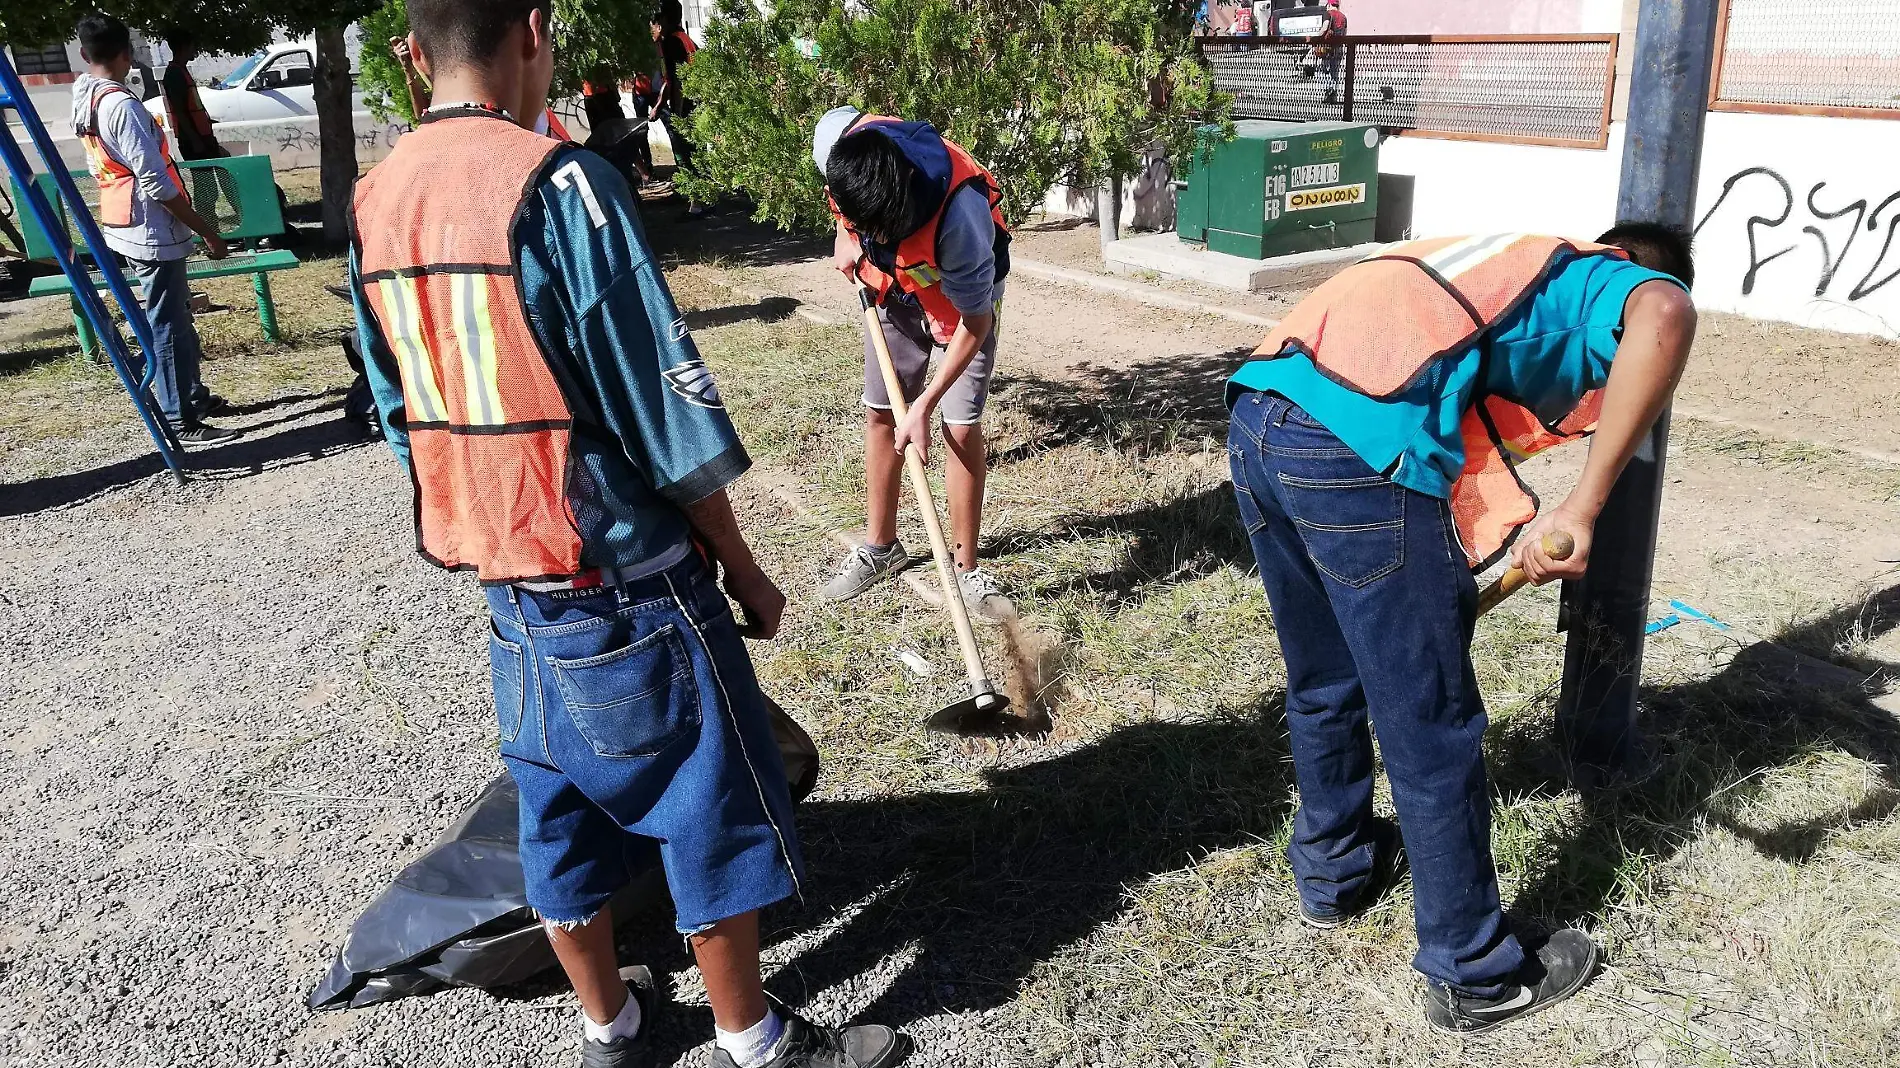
[{"xmin": 679, "ymin": 0, "xmax": 1227, "ymax": 233}]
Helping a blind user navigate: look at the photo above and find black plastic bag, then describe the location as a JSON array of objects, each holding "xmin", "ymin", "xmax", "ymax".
[{"xmin": 308, "ymin": 700, "xmax": 820, "ymax": 1011}]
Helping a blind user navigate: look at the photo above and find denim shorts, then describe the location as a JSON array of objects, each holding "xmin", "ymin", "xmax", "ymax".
[
  {"xmin": 861, "ymin": 298, "xmax": 1001, "ymax": 425},
  {"xmin": 483, "ymin": 554, "xmax": 804, "ymax": 933}
]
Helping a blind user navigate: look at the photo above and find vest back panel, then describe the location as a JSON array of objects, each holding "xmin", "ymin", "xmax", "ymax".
[{"xmin": 354, "ymin": 114, "xmax": 583, "ymax": 583}]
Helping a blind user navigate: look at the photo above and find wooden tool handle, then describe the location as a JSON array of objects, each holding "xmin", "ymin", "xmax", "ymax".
[
  {"xmin": 860, "ymin": 291, "xmax": 993, "ymax": 691},
  {"xmin": 1476, "ymin": 530, "xmax": 1576, "ymax": 617}
]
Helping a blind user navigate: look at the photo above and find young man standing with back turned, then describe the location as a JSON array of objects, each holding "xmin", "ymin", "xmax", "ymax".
[
  {"xmin": 72, "ymin": 14, "xmax": 234, "ymax": 445},
  {"xmin": 347, "ymin": 4, "xmax": 903, "ymax": 1065}
]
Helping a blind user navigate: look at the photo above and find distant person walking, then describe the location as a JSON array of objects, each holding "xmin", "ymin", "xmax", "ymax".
[
  {"xmin": 1317, "ymin": 0, "xmax": 1347, "ymax": 99},
  {"xmin": 651, "ymin": 0, "xmax": 707, "ymax": 216},
  {"xmin": 73, "ymin": 14, "xmax": 235, "ymax": 444},
  {"xmin": 1232, "ymin": 2, "xmax": 1255, "ymax": 36}
]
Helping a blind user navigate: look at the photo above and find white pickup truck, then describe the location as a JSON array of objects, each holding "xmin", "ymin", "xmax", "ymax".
[
  {"xmin": 186, "ymin": 35, "xmax": 408, "ymax": 169},
  {"xmin": 197, "ymin": 39, "xmax": 330, "ymax": 123}
]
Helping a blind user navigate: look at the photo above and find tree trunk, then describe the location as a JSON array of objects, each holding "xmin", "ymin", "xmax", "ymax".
[
  {"xmin": 1097, "ymin": 174, "xmax": 1122, "ymax": 253},
  {"xmin": 313, "ymin": 25, "xmax": 358, "ymax": 244}
]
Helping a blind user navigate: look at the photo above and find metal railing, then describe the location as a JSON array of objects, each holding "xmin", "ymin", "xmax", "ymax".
[
  {"xmin": 1710, "ymin": 0, "xmax": 1900, "ymax": 118},
  {"xmin": 1199, "ymin": 35, "xmax": 1620, "ymax": 149}
]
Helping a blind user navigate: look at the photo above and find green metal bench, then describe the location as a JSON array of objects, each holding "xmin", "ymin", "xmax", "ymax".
[
  {"xmin": 29, "ymin": 248, "xmax": 301, "ymax": 350},
  {"xmin": 13, "ymin": 154, "xmax": 302, "ymax": 350}
]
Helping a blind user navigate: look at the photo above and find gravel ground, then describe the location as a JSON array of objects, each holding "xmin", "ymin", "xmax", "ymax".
[{"xmin": 0, "ymin": 400, "xmax": 1019, "ymax": 1068}]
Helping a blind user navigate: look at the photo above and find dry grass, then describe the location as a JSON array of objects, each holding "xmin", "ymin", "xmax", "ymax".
[
  {"xmin": 0, "ymin": 198, "xmax": 356, "ymax": 476},
  {"xmin": 665, "ymin": 270, "xmax": 1900, "ymax": 1067}
]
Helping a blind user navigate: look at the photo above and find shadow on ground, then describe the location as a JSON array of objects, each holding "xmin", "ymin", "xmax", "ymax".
[
  {"xmin": 600, "ymin": 593, "xmax": 1899, "ymax": 1057},
  {"xmin": 684, "ymin": 296, "xmax": 801, "ymax": 331},
  {"xmin": 1498, "ymin": 583, "xmax": 1900, "ymax": 923},
  {"xmin": 601, "ymin": 706, "xmax": 1298, "ymax": 1056},
  {"xmin": 984, "ymin": 483, "xmax": 1254, "ymax": 607},
  {"xmin": 642, "ymin": 202, "xmax": 831, "ymax": 271},
  {"xmin": 992, "ymin": 345, "xmax": 1249, "ymax": 463},
  {"xmin": 1, "ymin": 398, "xmax": 374, "ymax": 516},
  {"xmin": 975, "ymin": 348, "xmax": 1257, "ymax": 605}
]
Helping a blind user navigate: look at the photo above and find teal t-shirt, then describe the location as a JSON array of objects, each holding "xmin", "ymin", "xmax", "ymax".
[{"xmin": 1226, "ymin": 252, "xmax": 1683, "ymax": 498}]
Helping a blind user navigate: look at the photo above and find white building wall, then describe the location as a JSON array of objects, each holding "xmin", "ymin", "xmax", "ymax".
[
  {"xmin": 1690, "ymin": 111, "xmax": 1900, "ymax": 338},
  {"xmin": 1376, "ymin": 126, "xmax": 1630, "ymax": 237},
  {"xmin": 1374, "ymin": 112, "xmax": 1900, "ymax": 338}
]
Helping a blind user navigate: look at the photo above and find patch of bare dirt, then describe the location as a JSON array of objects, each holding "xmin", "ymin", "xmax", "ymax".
[{"xmin": 1679, "ymin": 311, "xmax": 1900, "ymax": 458}]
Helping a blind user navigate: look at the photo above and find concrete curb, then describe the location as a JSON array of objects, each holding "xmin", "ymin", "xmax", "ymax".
[{"xmin": 1009, "ymin": 257, "xmax": 1283, "ymax": 329}]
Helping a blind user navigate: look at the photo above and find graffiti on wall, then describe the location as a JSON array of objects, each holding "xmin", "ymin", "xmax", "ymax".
[
  {"xmin": 215, "ymin": 116, "xmax": 410, "ymax": 167},
  {"xmin": 1694, "ymin": 166, "xmax": 1900, "ymax": 303}
]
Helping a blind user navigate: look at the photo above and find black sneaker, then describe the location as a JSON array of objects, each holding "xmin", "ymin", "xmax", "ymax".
[
  {"xmin": 709, "ymin": 1009, "xmax": 904, "ymax": 1068},
  {"xmin": 193, "ymin": 393, "xmax": 233, "ymax": 417},
  {"xmin": 580, "ymin": 966, "xmax": 659, "ymax": 1068},
  {"xmin": 176, "ymin": 422, "xmax": 240, "ymax": 445},
  {"xmin": 1297, "ymin": 817, "xmax": 1408, "ymax": 930},
  {"xmin": 1423, "ymin": 929, "xmax": 1600, "ymax": 1036}
]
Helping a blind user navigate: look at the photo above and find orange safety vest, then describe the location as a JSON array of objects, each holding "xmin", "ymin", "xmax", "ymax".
[
  {"xmin": 353, "ymin": 110, "xmax": 583, "ymax": 584},
  {"xmin": 829, "ymin": 114, "xmax": 1010, "ymax": 344},
  {"xmin": 1254, "ymin": 234, "xmax": 1627, "ymax": 569},
  {"xmin": 78, "ymin": 83, "xmax": 189, "ymax": 228}
]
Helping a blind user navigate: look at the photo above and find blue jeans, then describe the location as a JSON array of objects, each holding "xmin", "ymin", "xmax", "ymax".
[
  {"xmin": 1229, "ymin": 391, "xmax": 1525, "ymax": 996},
  {"xmin": 484, "ymin": 554, "xmax": 804, "ymax": 933},
  {"xmin": 125, "ymin": 256, "xmax": 208, "ymax": 427}
]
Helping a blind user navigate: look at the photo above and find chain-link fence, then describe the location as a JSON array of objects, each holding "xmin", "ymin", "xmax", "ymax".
[
  {"xmin": 1712, "ymin": 0, "xmax": 1900, "ymax": 116},
  {"xmin": 1201, "ymin": 35, "xmax": 1619, "ymax": 149}
]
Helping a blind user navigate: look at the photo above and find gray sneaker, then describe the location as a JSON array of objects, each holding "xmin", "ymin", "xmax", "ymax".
[
  {"xmin": 957, "ymin": 567, "xmax": 1008, "ymax": 623},
  {"xmin": 579, "ymin": 966, "xmax": 658, "ymax": 1068},
  {"xmin": 707, "ymin": 1009, "xmax": 904, "ymax": 1068},
  {"xmin": 820, "ymin": 541, "xmax": 910, "ymax": 602}
]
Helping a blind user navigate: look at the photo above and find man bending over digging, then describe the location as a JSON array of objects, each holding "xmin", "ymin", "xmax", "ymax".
[
  {"xmin": 811, "ymin": 107, "xmax": 1012, "ymax": 618},
  {"xmin": 1225, "ymin": 228, "xmax": 1697, "ymax": 1034},
  {"xmin": 347, "ymin": 2, "xmax": 902, "ymax": 1065}
]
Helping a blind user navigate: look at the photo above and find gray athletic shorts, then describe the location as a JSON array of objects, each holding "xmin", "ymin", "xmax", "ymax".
[{"xmin": 861, "ymin": 299, "xmax": 1001, "ymax": 426}]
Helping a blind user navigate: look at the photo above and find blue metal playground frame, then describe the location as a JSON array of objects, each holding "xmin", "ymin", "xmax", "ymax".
[{"xmin": 0, "ymin": 50, "xmax": 187, "ymax": 483}]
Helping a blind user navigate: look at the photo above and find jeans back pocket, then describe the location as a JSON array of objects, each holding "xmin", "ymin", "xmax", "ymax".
[
  {"xmin": 1276, "ymin": 472, "xmax": 1405, "ymax": 588},
  {"xmin": 489, "ymin": 622, "xmax": 527, "ymax": 745},
  {"xmin": 549, "ymin": 624, "xmax": 701, "ymax": 759}
]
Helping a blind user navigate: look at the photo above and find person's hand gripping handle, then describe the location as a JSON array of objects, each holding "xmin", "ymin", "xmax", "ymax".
[
  {"xmin": 859, "ymin": 287, "xmax": 998, "ymax": 704},
  {"xmin": 1476, "ymin": 531, "xmax": 1576, "ymax": 617}
]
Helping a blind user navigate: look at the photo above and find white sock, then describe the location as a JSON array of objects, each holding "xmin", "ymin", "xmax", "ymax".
[
  {"xmin": 714, "ymin": 1009, "xmax": 787, "ymax": 1068},
  {"xmin": 583, "ymin": 987, "xmax": 643, "ymax": 1044}
]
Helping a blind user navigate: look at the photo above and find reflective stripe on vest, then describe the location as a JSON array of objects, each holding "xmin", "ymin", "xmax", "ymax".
[
  {"xmin": 1256, "ymin": 234, "xmax": 1627, "ymax": 570},
  {"xmin": 353, "ymin": 114, "xmax": 582, "ymax": 584},
  {"xmin": 829, "ymin": 114, "xmax": 1009, "ymax": 345},
  {"xmin": 80, "ymin": 84, "xmax": 188, "ymax": 228}
]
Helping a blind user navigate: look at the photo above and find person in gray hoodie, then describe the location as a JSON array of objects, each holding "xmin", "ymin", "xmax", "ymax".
[{"xmin": 72, "ymin": 13, "xmax": 235, "ymax": 444}]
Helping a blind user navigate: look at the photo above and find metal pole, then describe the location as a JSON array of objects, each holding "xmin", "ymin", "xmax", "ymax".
[
  {"xmin": 1555, "ymin": 0, "xmax": 1720, "ymax": 783},
  {"xmin": 1342, "ymin": 42, "xmax": 1356, "ymax": 121}
]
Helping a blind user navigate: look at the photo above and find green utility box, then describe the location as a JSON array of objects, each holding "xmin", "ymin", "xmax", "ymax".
[{"xmin": 1176, "ymin": 119, "xmax": 1381, "ymax": 260}]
